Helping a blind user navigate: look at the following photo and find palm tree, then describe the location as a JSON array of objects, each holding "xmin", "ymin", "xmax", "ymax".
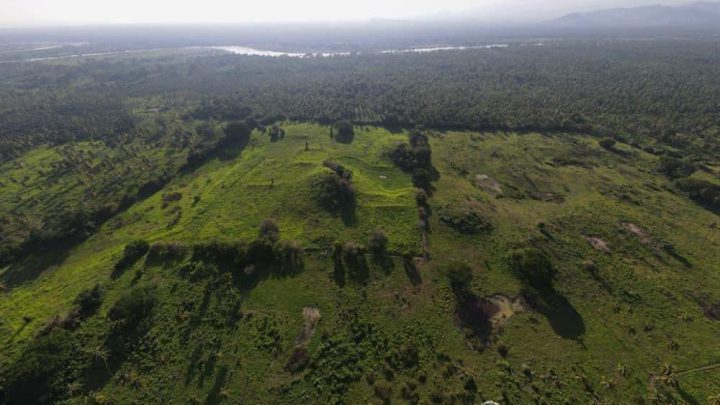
[{"xmin": 86, "ymin": 343, "xmax": 112, "ymax": 376}]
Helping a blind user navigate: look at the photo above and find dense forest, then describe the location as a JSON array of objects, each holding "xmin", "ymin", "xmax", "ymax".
[
  {"xmin": 1, "ymin": 37, "xmax": 720, "ymax": 404},
  {"xmin": 2, "ymin": 40, "xmax": 720, "ymax": 161}
]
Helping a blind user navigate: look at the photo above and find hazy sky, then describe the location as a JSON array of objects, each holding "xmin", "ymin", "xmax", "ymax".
[{"xmin": 0, "ymin": 0, "xmax": 693, "ymax": 27}]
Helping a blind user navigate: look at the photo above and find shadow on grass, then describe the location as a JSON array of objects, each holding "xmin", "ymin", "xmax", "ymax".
[
  {"xmin": 523, "ymin": 288, "xmax": 586, "ymax": 340},
  {"xmin": 0, "ymin": 248, "xmax": 69, "ymax": 290},
  {"xmin": 451, "ymin": 287, "xmax": 493, "ymax": 348},
  {"xmin": 403, "ymin": 257, "xmax": 422, "ymax": 286},
  {"xmin": 204, "ymin": 365, "xmax": 229, "ymax": 405},
  {"xmin": 372, "ymin": 253, "xmax": 395, "ymax": 275}
]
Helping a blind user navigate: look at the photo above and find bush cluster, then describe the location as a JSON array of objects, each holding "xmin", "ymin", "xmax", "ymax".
[{"xmin": 508, "ymin": 248, "xmax": 555, "ymax": 290}]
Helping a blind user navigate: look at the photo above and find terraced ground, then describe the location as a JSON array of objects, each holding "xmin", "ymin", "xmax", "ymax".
[{"xmin": 1, "ymin": 123, "xmax": 719, "ymax": 404}]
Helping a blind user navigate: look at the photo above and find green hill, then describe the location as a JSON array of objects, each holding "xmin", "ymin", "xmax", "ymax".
[{"xmin": 2, "ymin": 122, "xmax": 719, "ymax": 404}]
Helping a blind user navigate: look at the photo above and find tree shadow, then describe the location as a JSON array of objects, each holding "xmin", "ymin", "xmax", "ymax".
[
  {"xmin": 452, "ymin": 287, "xmax": 493, "ymax": 348},
  {"xmin": 345, "ymin": 254, "xmax": 369, "ymax": 284},
  {"xmin": 340, "ymin": 202, "xmax": 358, "ymax": 227},
  {"xmin": 663, "ymin": 244, "xmax": 693, "ymax": 269},
  {"xmin": 403, "ymin": 257, "xmax": 422, "ymax": 286},
  {"xmin": 332, "ymin": 251, "xmax": 346, "ymax": 288},
  {"xmin": 204, "ymin": 365, "xmax": 229, "ymax": 405},
  {"xmin": 110, "ymin": 255, "xmax": 143, "ymax": 280},
  {"xmin": 185, "ymin": 344, "xmax": 204, "ymax": 386},
  {"xmin": 522, "ymin": 288, "xmax": 585, "ymax": 340},
  {"xmin": 372, "ymin": 254, "xmax": 396, "ymax": 275},
  {"xmin": 0, "ymin": 248, "xmax": 69, "ymax": 290}
]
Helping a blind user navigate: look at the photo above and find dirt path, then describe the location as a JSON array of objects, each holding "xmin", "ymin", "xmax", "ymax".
[
  {"xmin": 294, "ymin": 307, "xmax": 320, "ymax": 346},
  {"xmin": 676, "ymin": 361, "xmax": 720, "ymax": 377}
]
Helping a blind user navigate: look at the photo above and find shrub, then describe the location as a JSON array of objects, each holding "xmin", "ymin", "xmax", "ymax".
[
  {"xmin": 334, "ymin": 120, "xmax": 355, "ymax": 143},
  {"xmin": 259, "ymin": 218, "xmax": 280, "ymax": 242},
  {"xmin": 285, "ymin": 346, "xmax": 310, "ymax": 373},
  {"xmin": 446, "ymin": 262, "xmax": 473, "ymax": 294},
  {"xmin": 368, "ymin": 228, "xmax": 389, "ymax": 254},
  {"xmin": 247, "ymin": 238, "xmax": 276, "ymax": 265},
  {"xmin": 374, "ymin": 380, "xmax": 393, "ymax": 402},
  {"xmin": 439, "ymin": 208, "xmax": 493, "ymax": 234},
  {"xmin": 114, "ymin": 240, "xmax": 149, "ymax": 273},
  {"xmin": 599, "ymin": 137, "xmax": 616, "ymax": 149},
  {"xmin": 192, "ymin": 240, "xmax": 245, "ymax": 264},
  {"xmin": 414, "ymin": 188, "xmax": 428, "ymax": 205},
  {"xmin": 658, "ymin": 157, "xmax": 696, "ymax": 179},
  {"xmin": 74, "ymin": 284, "xmax": 104, "ymax": 317},
  {"xmin": 412, "ymin": 168, "xmax": 431, "ymax": 190},
  {"xmin": 508, "ymin": 248, "xmax": 555, "ymax": 289},
  {"xmin": 2, "ymin": 328, "xmax": 77, "ymax": 404},
  {"xmin": 323, "ymin": 160, "xmax": 352, "ymax": 179},
  {"xmin": 224, "ymin": 121, "xmax": 251, "ymax": 145},
  {"xmin": 277, "ymin": 240, "xmax": 304, "ymax": 273},
  {"xmin": 343, "ymin": 241, "xmax": 368, "ymax": 279},
  {"xmin": 408, "ymin": 130, "xmax": 429, "ymax": 148},
  {"xmin": 108, "ymin": 285, "xmax": 158, "ymax": 329},
  {"xmin": 311, "ymin": 170, "xmax": 355, "ymax": 212},
  {"xmin": 676, "ymin": 178, "xmax": 720, "ymax": 212},
  {"xmin": 147, "ymin": 241, "xmax": 186, "ymax": 262},
  {"xmin": 389, "ymin": 143, "xmax": 416, "ymax": 172}
]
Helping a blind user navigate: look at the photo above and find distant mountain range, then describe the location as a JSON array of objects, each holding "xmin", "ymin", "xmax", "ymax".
[{"xmin": 550, "ymin": 2, "xmax": 720, "ymax": 28}]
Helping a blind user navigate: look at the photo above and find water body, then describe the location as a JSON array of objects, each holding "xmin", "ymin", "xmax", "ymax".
[
  {"xmin": 3, "ymin": 43, "xmax": 516, "ymax": 63},
  {"xmin": 213, "ymin": 44, "xmax": 509, "ymax": 58}
]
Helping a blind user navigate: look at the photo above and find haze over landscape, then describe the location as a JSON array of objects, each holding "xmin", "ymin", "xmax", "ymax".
[
  {"xmin": 0, "ymin": 0, "xmax": 705, "ymax": 26},
  {"xmin": 1, "ymin": 1, "xmax": 719, "ymax": 404}
]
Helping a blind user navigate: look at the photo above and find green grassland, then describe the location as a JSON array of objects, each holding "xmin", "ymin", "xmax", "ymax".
[{"xmin": 1, "ymin": 124, "xmax": 719, "ymax": 404}]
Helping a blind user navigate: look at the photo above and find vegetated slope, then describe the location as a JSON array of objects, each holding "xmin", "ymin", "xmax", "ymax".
[{"xmin": 1, "ymin": 124, "xmax": 719, "ymax": 404}]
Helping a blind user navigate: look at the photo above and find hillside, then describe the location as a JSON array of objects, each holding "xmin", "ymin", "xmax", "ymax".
[
  {"xmin": 2, "ymin": 121, "xmax": 720, "ymax": 403},
  {"xmin": 1, "ymin": 40, "xmax": 720, "ymax": 404},
  {"xmin": 551, "ymin": 2, "xmax": 720, "ymax": 28}
]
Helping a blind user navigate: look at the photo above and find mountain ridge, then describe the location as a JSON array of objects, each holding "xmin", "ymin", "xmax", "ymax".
[{"xmin": 550, "ymin": 1, "xmax": 720, "ymax": 28}]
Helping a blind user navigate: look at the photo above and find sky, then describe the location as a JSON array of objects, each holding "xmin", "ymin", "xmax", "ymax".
[{"xmin": 0, "ymin": 0, "xmax": 693, "ymax": 27}]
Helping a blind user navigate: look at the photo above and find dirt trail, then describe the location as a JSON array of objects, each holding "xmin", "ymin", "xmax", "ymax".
[
  {"xmin": 676, "ymin": 361, "xmax": 720, "ymax": 377},
  {"xmin": 294, "ymin": 307, "xmax": 320, "ymax": 346}
]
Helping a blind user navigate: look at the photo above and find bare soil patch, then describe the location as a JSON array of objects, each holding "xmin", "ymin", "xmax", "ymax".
[
  {"xmin": 585, "ymin": 236, "xmax": 610, "ymax": 252},
  {"xmin": 295, "ymin": 307, "xmax": 321, "ymax": 346},
  {"xmin": 474, "ymin": 174, "xmax": 503, "ymax": 194}
]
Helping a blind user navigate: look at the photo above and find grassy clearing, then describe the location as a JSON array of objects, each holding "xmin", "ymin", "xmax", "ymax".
[{"xmin": 1, "ymin": 126, "xmax": 719, "ymax": 404}]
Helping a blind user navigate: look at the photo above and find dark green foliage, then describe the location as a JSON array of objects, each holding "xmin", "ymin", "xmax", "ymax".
[
  {"xmin": 368, "ymin": 228, "xmax": 389, "ymax": 254},
  {"xmin": 107, "ymin": 284, "xmax": 158, "ymax": 329},
  {"xmin": 389, "ymin": 143, "xmax": 416, "ymax": 172},
  {"xmin": 334, "ymin": 120, "xmax": 355, "ymax": 143},
  {"xmin": 2, "ymin": 328, "xmax": 77, "ymax": 404},
  {"xmin": 508, "ymin": 248, "xmax": 555, "ymax": 290},
  {"xmin": 657, "ymin": 157, "xmax": 696, "ymax": 179},
  {"xmin": 676, "ymin": 178, "xmax": 720, "ymax": 213},
  {"xmin": 387, "ymin": 342, "xmax": 420, "ymax": 369},
  {"xmin": 113, "ymin": 240, "xmax": 149, "ymax": 275},
  {"xmin": 285, "ymin": 346, "xmax": 310, "ymax": 373},
  {"xmin": 276, "ymin": 240, "xmax": 304, "ymax": 273},
  {"xmin": 389, "ymin": 130, "xmax": 436, "ymax": 191},
  {"xmin": 374, "ymin": 380, "xmax": 393, "ymax": 402},
  {"xmin": 73, "ymin": 284, "xmax": 104, "ymax": 317},
  {"xmin": 599, "ymin": 137, "xmax": 616, "ymax": 149},
  {"xmin": 310, "ymin": 169, "xmax": 356, "ymax": 212},
  {"xmin": 446, "ymin": 262, "xmax": 473, "ymax": 296},
  {"xmin": 259, "ymin": 218, "xmax": 280, "ymax": 242},
  {"xmin": 223, "ymin": 121, "xmax": 252, "ymax": 146},
  {"xmin": 192, "ymin": 240, "xmax": 246, "ymax": 265},
  {"xmin": 439, "ymin": 208, "xmax": 494, "ymax": 234},
  {"xmin": 343, "ymin": 242, "xmax": 368, "ymax": 281},
  {"xmin": 323, "ymin": 160, "xmax": 352, "ymax": 180},
  {"xmin": 246, "ymin": 238, "xmax": 276, "ymax": 265},
  {"xmin": 147, "ymin": 241, "xmax": 187, "ymax": 262}
]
